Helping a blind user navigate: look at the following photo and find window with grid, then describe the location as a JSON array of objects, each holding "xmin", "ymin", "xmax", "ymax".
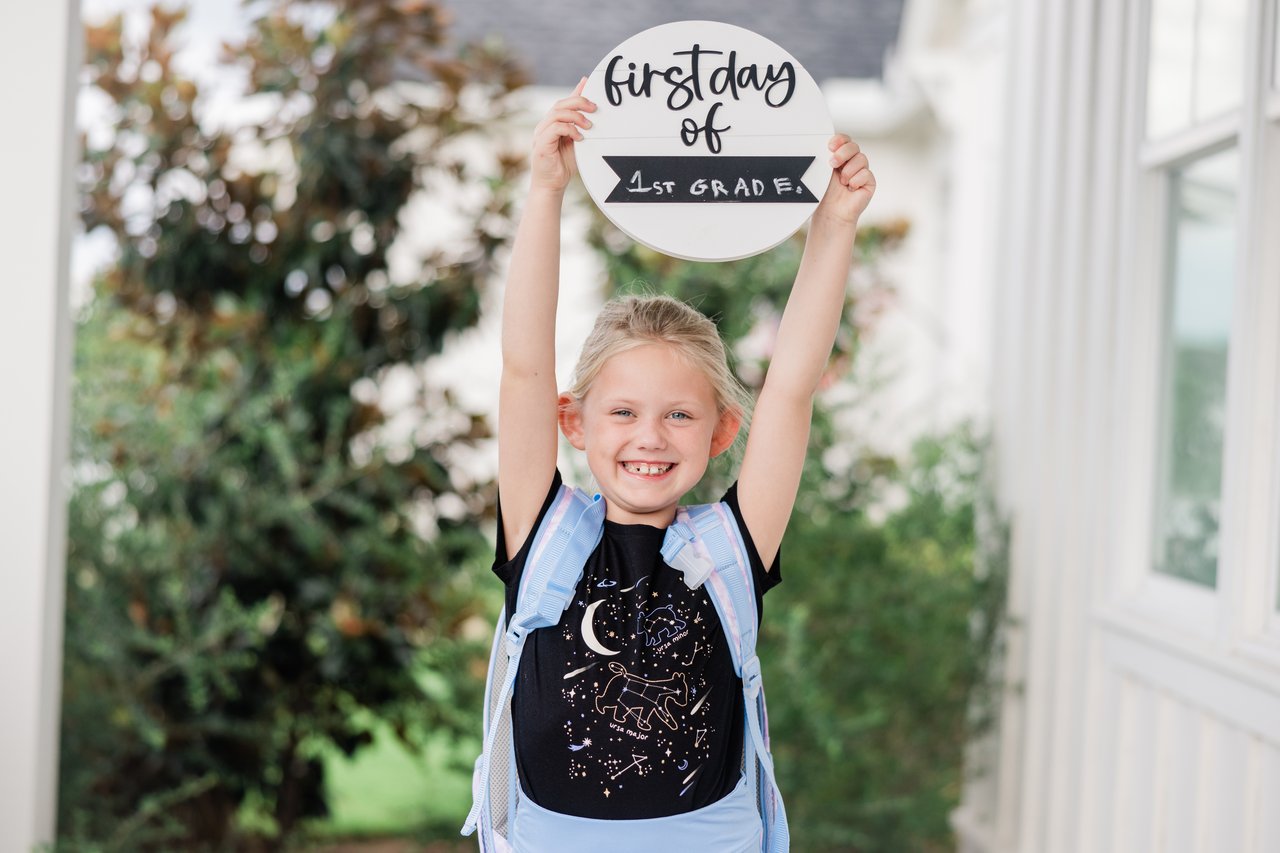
[{"xmin": 1143, "ymin": 0, "xmax": 1252, "ymax": 588}]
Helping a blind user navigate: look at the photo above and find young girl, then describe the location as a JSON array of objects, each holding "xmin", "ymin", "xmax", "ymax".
[{"xmin": 473, "ymin": 79, "xmax": 873, "ymax": 851}]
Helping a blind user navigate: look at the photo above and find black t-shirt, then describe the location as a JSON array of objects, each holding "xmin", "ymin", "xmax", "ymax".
[{"xmin": 494, "ymin": 470, "xmax": 781, "ymax": 819}]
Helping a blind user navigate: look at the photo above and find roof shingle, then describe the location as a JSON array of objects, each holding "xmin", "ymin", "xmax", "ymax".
[{"xmin": 441, "ymin": 0, "xmax": 905, "ymax": 85}]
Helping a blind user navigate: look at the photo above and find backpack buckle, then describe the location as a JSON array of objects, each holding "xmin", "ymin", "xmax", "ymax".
[
  {"xmin": 661, "ymin": 522, "xmax": 713, "ymax": 589},
  {"xmin": 742, "ymin": 654, "xmax": 763, "ymax": 696},
  {"xmin": 505, "ymin": 624, "xmax": 528, "ymax": 655}
]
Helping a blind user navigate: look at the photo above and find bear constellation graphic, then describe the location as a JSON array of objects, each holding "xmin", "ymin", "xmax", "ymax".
[
  {"xmin": 636, "ymin": 604, "xmax": 687, "ymax": 647},
  {"xmin": 594, "ymin": 662, "xmax": 689, "ymax": 731}
]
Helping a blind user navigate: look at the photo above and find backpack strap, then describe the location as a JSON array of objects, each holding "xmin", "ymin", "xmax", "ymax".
[
  {"xmin": 662, "ymin": 503, "xmax": 791, "ymax": 853},
  {"xmin": 462, "ymin": 484, "xmax": 605, "ymax": 846}
]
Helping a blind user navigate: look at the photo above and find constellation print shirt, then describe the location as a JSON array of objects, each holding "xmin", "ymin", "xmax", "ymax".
[{"xmin": 494, "ymin": 470, "xmax": 781, "ymax": 819}]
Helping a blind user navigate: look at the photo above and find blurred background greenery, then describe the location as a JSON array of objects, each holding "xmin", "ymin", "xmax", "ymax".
[{"xmin": 60, "ymin": 2, "xmax": 1006, "ymax": 850}]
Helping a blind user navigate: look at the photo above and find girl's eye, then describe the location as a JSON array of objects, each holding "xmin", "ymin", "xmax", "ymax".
[
  {"xmin": 611, "ymin": 409, "xmax": 633, "ymax": 417},
  {"xmin": 669, "ymin": 411, "xmax": 691, "ymax": 421}
]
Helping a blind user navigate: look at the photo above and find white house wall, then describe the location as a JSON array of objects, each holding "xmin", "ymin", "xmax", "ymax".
[
  {"xmin": 896, "ymin": 0, "xmax": 1009, "ymax": 432},
  {"xmin": 957, "ymin": 0, "xmax": 1280, "ymax": 851}
]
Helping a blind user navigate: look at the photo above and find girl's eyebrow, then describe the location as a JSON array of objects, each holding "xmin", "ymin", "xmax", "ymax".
[{"xmin": 600, "ymin": 397, "xmax": 707, "ymax": 409}]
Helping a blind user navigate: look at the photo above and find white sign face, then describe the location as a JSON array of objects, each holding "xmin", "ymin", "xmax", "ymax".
[{"xmin": 577, "ymin": 20, "xmax": 833, "ymax": 263}]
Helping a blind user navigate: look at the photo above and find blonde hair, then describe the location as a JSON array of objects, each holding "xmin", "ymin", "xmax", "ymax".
[{"xmin": 565, "ymin": 294, "xmax": 752, "ymax": 422}]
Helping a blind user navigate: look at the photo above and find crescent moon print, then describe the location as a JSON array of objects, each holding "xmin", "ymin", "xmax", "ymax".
[{"xmin": 581, "ymin": 599, "xmax": 621, "ymax": 656}]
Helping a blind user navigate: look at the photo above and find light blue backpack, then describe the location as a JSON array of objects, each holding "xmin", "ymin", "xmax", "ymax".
[{"xmin": 461, "ymin": 484, "xmax": 790, "ymax": 852}]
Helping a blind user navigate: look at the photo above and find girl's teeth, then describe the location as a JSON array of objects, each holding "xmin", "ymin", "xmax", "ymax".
[{"xmin": 625, "ymin": 462, "xmax": 670, "ymax": 475}]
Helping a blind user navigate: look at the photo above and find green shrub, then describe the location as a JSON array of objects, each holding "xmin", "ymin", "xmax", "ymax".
[
  {"xmin": 764, "ymin": 427, "xmax": 1007, "ymax": 851},
  {"xmin": 60, "ymin": 2, "xmax": 522, "ymax": 848}
]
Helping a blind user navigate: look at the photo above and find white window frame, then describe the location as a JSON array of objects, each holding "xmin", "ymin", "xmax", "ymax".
[
  {"xmin": 1273, "ymin": 2, "xmax": 1280, "ymax": 110},
  {"xmin": 1238, "ymin": 0, "xmax": 1280, "ymax": 664},
  {"xmin": 1103, "ymin": 0, "xmax": 1280, "ymax": 673}
]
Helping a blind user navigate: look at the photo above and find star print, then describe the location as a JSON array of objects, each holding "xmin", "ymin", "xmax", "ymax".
[{"xmin": 603, "ymin": 788, "xmax": 611, "ymax": 798}]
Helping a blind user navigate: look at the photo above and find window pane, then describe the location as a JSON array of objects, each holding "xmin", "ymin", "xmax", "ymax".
[
  {"xmin": 1147, "ymin": 0, "xmax": 1247, "ymax": 139},
  {"xmin": 1194, "ymin": 0, "xmax": 1247, "ymax": 120},
  {"xmin": 1148, "ymin": 0, "xmax": 1196, "ymax": 137},
  {"xmin": 1153, "ymin": 147, "xmax": 1238, "ymax": 587}
]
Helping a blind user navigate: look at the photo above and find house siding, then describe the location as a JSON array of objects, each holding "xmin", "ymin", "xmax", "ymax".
[{"xmin": 958, "ymin": 0, "xmax": 1280, "ymax": 850}]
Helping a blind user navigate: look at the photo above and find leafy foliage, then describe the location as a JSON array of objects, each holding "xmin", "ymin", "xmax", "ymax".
[
  {"xmin": 764, "ymin": 429, "xmax": 1007, "ymax": 851},
  {"xmin": 61, "ymin": 2, "xmax": 523, "ymax": 848}
]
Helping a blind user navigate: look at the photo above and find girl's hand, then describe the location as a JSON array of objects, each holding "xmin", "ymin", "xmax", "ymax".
[
  {"xmin": 530, "ymin": 77, "xmax": 597, "ymax": 192},
  {"xmin": 815, "ymin": 134, "xmax": 875, "ymax": 225}
]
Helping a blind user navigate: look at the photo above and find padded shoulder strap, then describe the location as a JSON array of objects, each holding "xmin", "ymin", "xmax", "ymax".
[
  {"xmin": 513, "ymin": 485, "xmax": 606, "ymax": 630},
  {"xmin": 661, "ymin": 503, "xmax": 790, "ymax": 853},
  {"xmin": 661, "ymin": 503, "xmax": 757, "ymax": 668},
  {"xmin": 463, "ymin": 484, "xmax": 605, "ymax": 843}
]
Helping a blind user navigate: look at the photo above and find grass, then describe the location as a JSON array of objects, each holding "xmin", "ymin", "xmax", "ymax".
[{"xmin": 315, "ymin": 717, "xmax": 476, "ymax": 842}]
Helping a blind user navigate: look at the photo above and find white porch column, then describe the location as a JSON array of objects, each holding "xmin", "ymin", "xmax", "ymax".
[{"xmin": 0, "ymin": 0, "xmax": 80, "ymax": 848}]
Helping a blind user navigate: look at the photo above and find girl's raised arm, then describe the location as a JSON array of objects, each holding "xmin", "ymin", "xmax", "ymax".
[
  {"xmin": 497, "ymin": 81, "xmax": 596, "ymax": 555},
  {"xmin": 736, "ymin": 135, "xmax": 875, "ymax": 567}
]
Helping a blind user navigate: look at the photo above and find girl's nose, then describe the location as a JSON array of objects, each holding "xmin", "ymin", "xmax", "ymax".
[{"xmin": 635, "ymin": 416, "xmax": 667, "ymax": 449}]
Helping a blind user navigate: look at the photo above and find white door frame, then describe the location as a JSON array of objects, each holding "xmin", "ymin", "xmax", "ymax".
[{"xmin": 0, "ymin": 0, "xmax": 80, "ymax": 848}]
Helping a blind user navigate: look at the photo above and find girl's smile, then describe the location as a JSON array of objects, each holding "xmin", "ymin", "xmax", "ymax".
[
  {"xmin": 620, "ymin": 461, "xmax": 675, "ymax": 477},
  {"xmin": 559, "ymin": 343, "xmax": 739, "ymax": 527}
]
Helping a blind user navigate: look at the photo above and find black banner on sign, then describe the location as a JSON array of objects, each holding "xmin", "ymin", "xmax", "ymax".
[{"xmin": 603, "ymin": 156, "xmax": 818, "ymax": 203}]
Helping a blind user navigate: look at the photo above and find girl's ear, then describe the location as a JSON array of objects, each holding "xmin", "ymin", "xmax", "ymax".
[
  {"xmin": 709, "ymin": 408, "xmax": 742, "ymax": 458},
  {"xmin": 558, "ymin": 393, "xmax": 587, "ymax": 450}
]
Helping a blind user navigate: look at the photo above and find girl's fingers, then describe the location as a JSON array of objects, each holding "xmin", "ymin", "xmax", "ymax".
[
  {"xmin": 549, "ymin": 80, "xmax": 597, "ymax": 125},
  {"xmin": 537, "ymin": 120, "xmax": 584, "ymax": 144},
  {"xmin": 553, "ymin": 94, "xmax": 597, "ymax": 113},
  {"xmin": 536, "ymin": 107, "xmax": 591, "ymax": 128},
  {"xmin": 819, "ymin": 138, "xmax": 874, "ymax": 215},
  {"xmin": 845, "ymin": 168, "xmax": 874, "ymax": 192},
  {"xmin": 534, "ymin": 110, "xmax": 592, "ymax": 139},
  {"xmin": 828, "ymin": 140, "xmax": 862, "ymax": 168},
  {"xmin": 839, "ymin": 153, "xmax": 869, "ymax": 183},
  {"xmin": 550, "ymin": 108, "xmax": 592, "ymax": 128}
]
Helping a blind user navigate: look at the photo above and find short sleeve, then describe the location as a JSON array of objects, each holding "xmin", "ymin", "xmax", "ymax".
[
  {"xmin": 719, "ymin": 481, "xmax": 782, "ymax": 618},
  {"xmin": 493, "ymin": 470, "xmax": 563, "ymax": 617}
]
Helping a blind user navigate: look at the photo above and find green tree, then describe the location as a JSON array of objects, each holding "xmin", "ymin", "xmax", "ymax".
[{"xmin": 62, "ymin": 2, "xmax": 523, "ymax": 848}]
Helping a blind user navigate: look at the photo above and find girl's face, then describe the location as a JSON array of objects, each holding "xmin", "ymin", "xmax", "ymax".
[{"xmin": 559, "ymin": 343, "xmax": 740, "ymax": 527}]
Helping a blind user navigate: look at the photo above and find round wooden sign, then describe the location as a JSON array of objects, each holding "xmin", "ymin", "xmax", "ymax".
[{"xmin": 577, "ymin": 21, "xmax": 833, "ymax": 263}]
